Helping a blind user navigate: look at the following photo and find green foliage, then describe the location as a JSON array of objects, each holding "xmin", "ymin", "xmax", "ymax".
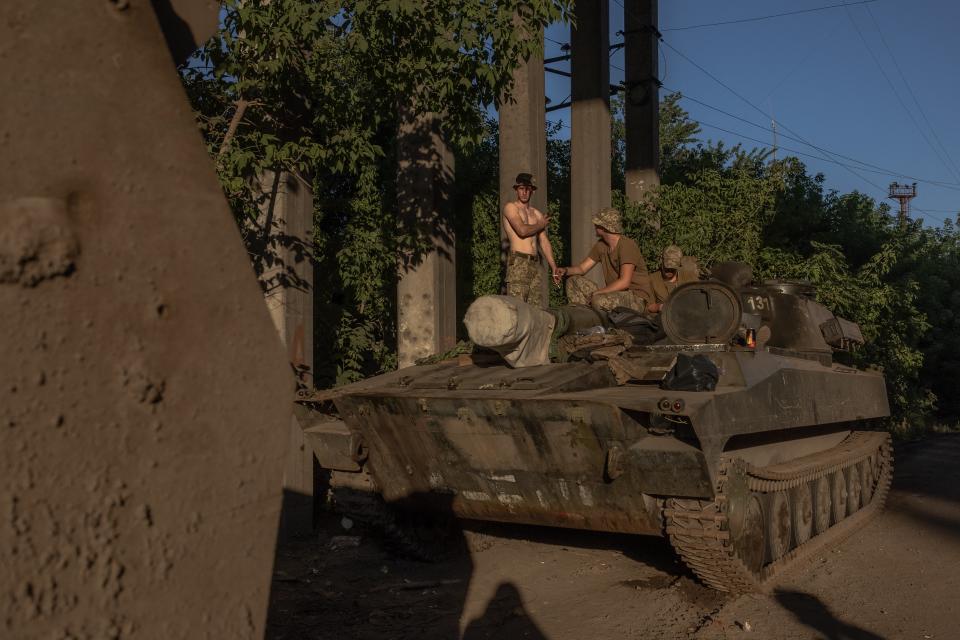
[
  {"xmin": 182, "ymin": 0, "xmax": 572, "ymax": 386},
  {"xmin": 469, "ymin": 190, "xmax": 503, "ymax": 299}
]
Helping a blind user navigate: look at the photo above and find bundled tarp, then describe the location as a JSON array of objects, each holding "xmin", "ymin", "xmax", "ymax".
[
  {"xmin": 463, "ymin": 295, "xmax": 555, "ymax": 367},
  {"xmin": 661, "ymin": 353, "xmax": 719, "ymax": 391}
]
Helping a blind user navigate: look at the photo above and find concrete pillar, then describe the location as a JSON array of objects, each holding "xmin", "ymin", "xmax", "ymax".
[
  {"xmin": 499, "ymin": 33, "xmax": 549, "ymax": 303},
  {"xmin": 624, "ymin": 0, "xmax": 660, "ymax": 202},
  {"xmin": 1, "ymin": 1, "xmax": 291, "ymax": 635},
  {"xmin": 397, "ymin": 110, "xmax": 457, "ymax": 368},
  {"xmin": 571, "ymin": 0, "xmax": 611, "ymax": 285},
  {"xmin": 259, "ymin": 171, "xmax": 316, "ymax": 538}
]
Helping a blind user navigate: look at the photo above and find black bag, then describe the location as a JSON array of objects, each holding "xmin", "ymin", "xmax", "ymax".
[
  {"xmin": 606, "ymin": 306, "xmax": 665, "ymax": 345},
  {"xmin": 661, "ymin": 353, "xmax": 719, "ymax": 391}
]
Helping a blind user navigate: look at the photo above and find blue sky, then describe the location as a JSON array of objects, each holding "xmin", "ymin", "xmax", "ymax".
[{"xmin": 540, "ymin": 0, "xmax": 960, "ymax": 226}]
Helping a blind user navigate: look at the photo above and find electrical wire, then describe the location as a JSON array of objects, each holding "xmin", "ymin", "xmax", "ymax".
[
  {"xmin": 545, "ymin": 35, "xmax": 568, "ymax": 49},
  {"xmin": 863, "ymin": 5, "xmax": 960, "ymax": 182},
  {"xmin": 662, "ymin": 87, "xmax": 960, "ymax": 191},
  {"xmin": 844, "ymin": 6, "xmax": 959, "ymax": 184},
  {"xmin": 695, "ymin": 119, "xmax": 953, "ymax": 222},
  {"xmin": 660, "ymin": 0, "xmax": 878, "ymax": 32},
  {"xmin": 608, "ymin": 1, "xmax": 950, "ymax": 222}
]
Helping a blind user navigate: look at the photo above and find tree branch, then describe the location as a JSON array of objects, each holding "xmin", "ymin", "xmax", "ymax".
[{"xmin": 218, "ymin": 98, "xmax": 250, "ymax": 158}]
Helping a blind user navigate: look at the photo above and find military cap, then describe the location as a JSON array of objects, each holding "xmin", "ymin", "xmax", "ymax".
[
  {"xmin": 591, "ymin": 207, "xmax": 623, "ymax": 234},
  {"xmin": 662, "ymin": 245, "xmax": 683, "ymax": 269},
  {"xmin": 513, "ymin": 173, "xmax": 538, "ymax": 190}
]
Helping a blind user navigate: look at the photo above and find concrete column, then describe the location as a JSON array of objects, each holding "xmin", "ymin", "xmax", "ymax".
[
  {"xmin": 397, "ymin": 110, "xmax": 457, "ymax": 368},
  {"xmin": 499, "ymin": 32, "xmax": 549, "ymax": 303},
  {"xmin": 624, "ymin": 0, "xmax": 660, "ymax": 202},
  {"xmin": 0, "ymin": 1, "xmax": 291, "ymax": 634},
  {"xmin": 260, "ymin": 171, "xmax": 316, "ymax": 537},
  {"xmin": 571, "ymin": 0, "xmax": 611, "ymax": 285}
]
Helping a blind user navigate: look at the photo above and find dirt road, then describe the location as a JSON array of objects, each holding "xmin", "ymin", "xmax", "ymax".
[{"xmin": 266, "ymin": 434, "xmax": 960, "ymax": 639}]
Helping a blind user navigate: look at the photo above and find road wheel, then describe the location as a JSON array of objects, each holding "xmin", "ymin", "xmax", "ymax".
[
  {"xmin": 846, "ymin": 465, "xmax": 863, "ymax": 513},
  {"xmin": 733, "ymin": 495, "xmax": 766, "ymax": 573},
  {"xmin": 860, "ymin": 458, "xmax": 874, "ymax": 504},
  {"xmin": 812, "ymin": 476, "xmax": 832, "ymax": 535},
  {"xmin": 791, "ymin": 483, "xmax": 814, "ymax": 546},
  {"xmin": 765, "ymin": 491, "xmax": 793, "ymax": 562},
  {"xmin": 830, "ymin": 471, "xmax": 848, "ymax": 525}
]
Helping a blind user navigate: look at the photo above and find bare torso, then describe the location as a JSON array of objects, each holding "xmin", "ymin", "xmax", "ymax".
[{"xmin": 502, "ymin": 200, "xmax": 546, "ymax": 255}]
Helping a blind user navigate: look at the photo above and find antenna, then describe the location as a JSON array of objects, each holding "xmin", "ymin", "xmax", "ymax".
[
  {"xmin": 771, "ymin": 118, "xmax": 777, "ymax": 162},
  {"xmin": 887, "ymin": 182, "xmax": 917, "ymax": 224}
]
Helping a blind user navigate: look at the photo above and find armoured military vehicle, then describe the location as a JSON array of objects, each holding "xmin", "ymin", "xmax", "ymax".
[{"xmin": 296, "ymin": 264, "xmax": 892, "ymax": 593}]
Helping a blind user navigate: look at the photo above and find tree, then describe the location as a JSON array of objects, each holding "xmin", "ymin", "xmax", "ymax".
[{"xmin": 181, "ymin": 0, "xmax": 572, "ymax": 385}]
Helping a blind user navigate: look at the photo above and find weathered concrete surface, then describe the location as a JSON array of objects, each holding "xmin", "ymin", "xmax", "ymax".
[
  {"xmin": 258, "ymin": 171, "xmax": 317, "ymax": 537},
  {"xmin": 623, "ymin": 0, "xmax": 660, "ymax": 203},
  {"xmin": 0, "ymin": 3, "xmax": 291, "ymax": 639},
  {"xmin": 396, "ymin": 110, "xmax": 457, "ymax": 368},
  {"xmin": 499, "ymin": 39, "xmax": 549, "ymax": 303},
  {"xmin": 571, "ymin": 0, "xmax": 611, "ymax": 286}
]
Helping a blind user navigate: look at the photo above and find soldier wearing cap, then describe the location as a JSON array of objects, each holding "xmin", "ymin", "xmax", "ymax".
[
  {"xmin": 501, "ymin": 172, "xmax": 558, "ymax": 308},
  {"xmin": 647, "ymin": 244, "xmax": 696, "ymax": 313},
  {"xmin": 557, "ymin": 207, "xmax": 653, "ymax": 313}
]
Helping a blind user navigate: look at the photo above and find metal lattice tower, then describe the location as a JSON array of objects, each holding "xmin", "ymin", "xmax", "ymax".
[{"xmin": 888, "ymin": 182, "xmax": 917, "ymax": 224}]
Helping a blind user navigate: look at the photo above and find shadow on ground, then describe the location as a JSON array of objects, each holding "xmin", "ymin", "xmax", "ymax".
[{"xmin": 774, "ymin": 589, "xmax": 885, "ymax": 640}]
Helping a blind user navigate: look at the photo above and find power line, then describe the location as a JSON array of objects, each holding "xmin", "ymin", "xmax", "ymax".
[
  {"xmin": 695, "ymin": 119, "xmax": 960, "ymax": 200},
  {"xmin": 611, "ymin": 0, "xmax": 949, "ymax": 224},
  {"xmin": 616, "ymin": 0, "xmax": 917, "ymax": 205},
  {"xmin": 545, "ymin": 35, "xmax": 568, "ymax": 49},
  {"xmin": 661, "ymin": 0, "xmax": 878, "ymax": 32},
  {"xmin": 659, "ymin": 36, "xmax": 960, "ymax": 201},
  {"xmin": 658, "ymin": 38, "xmax": 887, "ymax": 193},
  {"xmin": 863, "ymin": 5, "xmax": 960, "ymax": 182},
  {"xmin": 844, "ymin": 6, "xmax": 959, "ymax": 184},
  {"xmin": 663, "ymin": 87, "xmax": 960, "ymax": 192},
  {"xmin": 700, "ymin": 118, "xmax": 947, "ymax": 222}
]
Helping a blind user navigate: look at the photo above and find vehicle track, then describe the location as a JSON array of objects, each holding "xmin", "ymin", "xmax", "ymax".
[{"xmin": 665, "ymin": 431, "xmax": 893, "ymax": 592}]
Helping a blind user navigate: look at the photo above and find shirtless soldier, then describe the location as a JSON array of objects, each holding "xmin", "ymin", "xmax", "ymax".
[{"xmin": 501, "ymin": 173, "xmax": 559, "ymax": 308}]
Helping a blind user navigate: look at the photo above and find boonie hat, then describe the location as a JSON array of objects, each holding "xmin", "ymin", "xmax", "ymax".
[
  {"xmin": 591, "ymin": 207, "xmax": 623, "ymax": 234},
  {"xmin": 662, "ymin": 245, "xmax": 683, "ymax": 269},
  {"xmin": 513, "ymin": 173, "xmax": 538, "ymax": 190}
]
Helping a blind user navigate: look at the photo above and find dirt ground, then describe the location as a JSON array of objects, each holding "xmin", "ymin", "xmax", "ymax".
[{"xmin": 266, "ymin": 434, "xmax": 960, "ymax": 640}]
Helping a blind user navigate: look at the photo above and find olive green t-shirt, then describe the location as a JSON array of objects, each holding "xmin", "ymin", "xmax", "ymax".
[{"xmin": 588, "ymin": 236, "xmax": 652, "ymax": 301}]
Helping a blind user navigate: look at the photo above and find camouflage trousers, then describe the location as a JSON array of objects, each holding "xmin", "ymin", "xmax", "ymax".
[
  {"xmin": 505, "ymin": 251, "xmax": 545, "ymax": 308},
  {"xmin": 565, "ymin": 275, "xmax": 646, "ymax": 313}
]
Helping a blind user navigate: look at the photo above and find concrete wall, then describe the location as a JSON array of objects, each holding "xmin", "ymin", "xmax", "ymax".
[
  {"xmin": 259, "ymin": 171, "xmax": 317, "ymax": 537},
  {"xmin": 0, "ymin": 3, "xmax": 291, "ymax": 638}
]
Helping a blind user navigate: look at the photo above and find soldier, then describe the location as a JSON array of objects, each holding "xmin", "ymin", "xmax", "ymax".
[
  {"xmin": 647, "ymin": 244, "xmax": 697, "ymax": 313},
  {"xmin": 557, "ymin": 207, "xmax": 653, "ymax": 313},
  {"xmin": 501, "ymin": 172, "xmax": 558, "ymax": 308}
]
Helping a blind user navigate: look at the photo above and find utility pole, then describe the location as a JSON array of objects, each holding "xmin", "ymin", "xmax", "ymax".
[
  {"xmin": 771, "ymin": 118, "xmax": 777, "ymax": 162},
  {"xmin": 571, "ymin": 0, "xmax": 612, "ymax": 286},
  {"xmin": 623, "ymin": 0, "xmax": 660, "ymax": 204},
  {"xmin": 888, "ymin": 182, "xmax": 917, "ymax": 225}
]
